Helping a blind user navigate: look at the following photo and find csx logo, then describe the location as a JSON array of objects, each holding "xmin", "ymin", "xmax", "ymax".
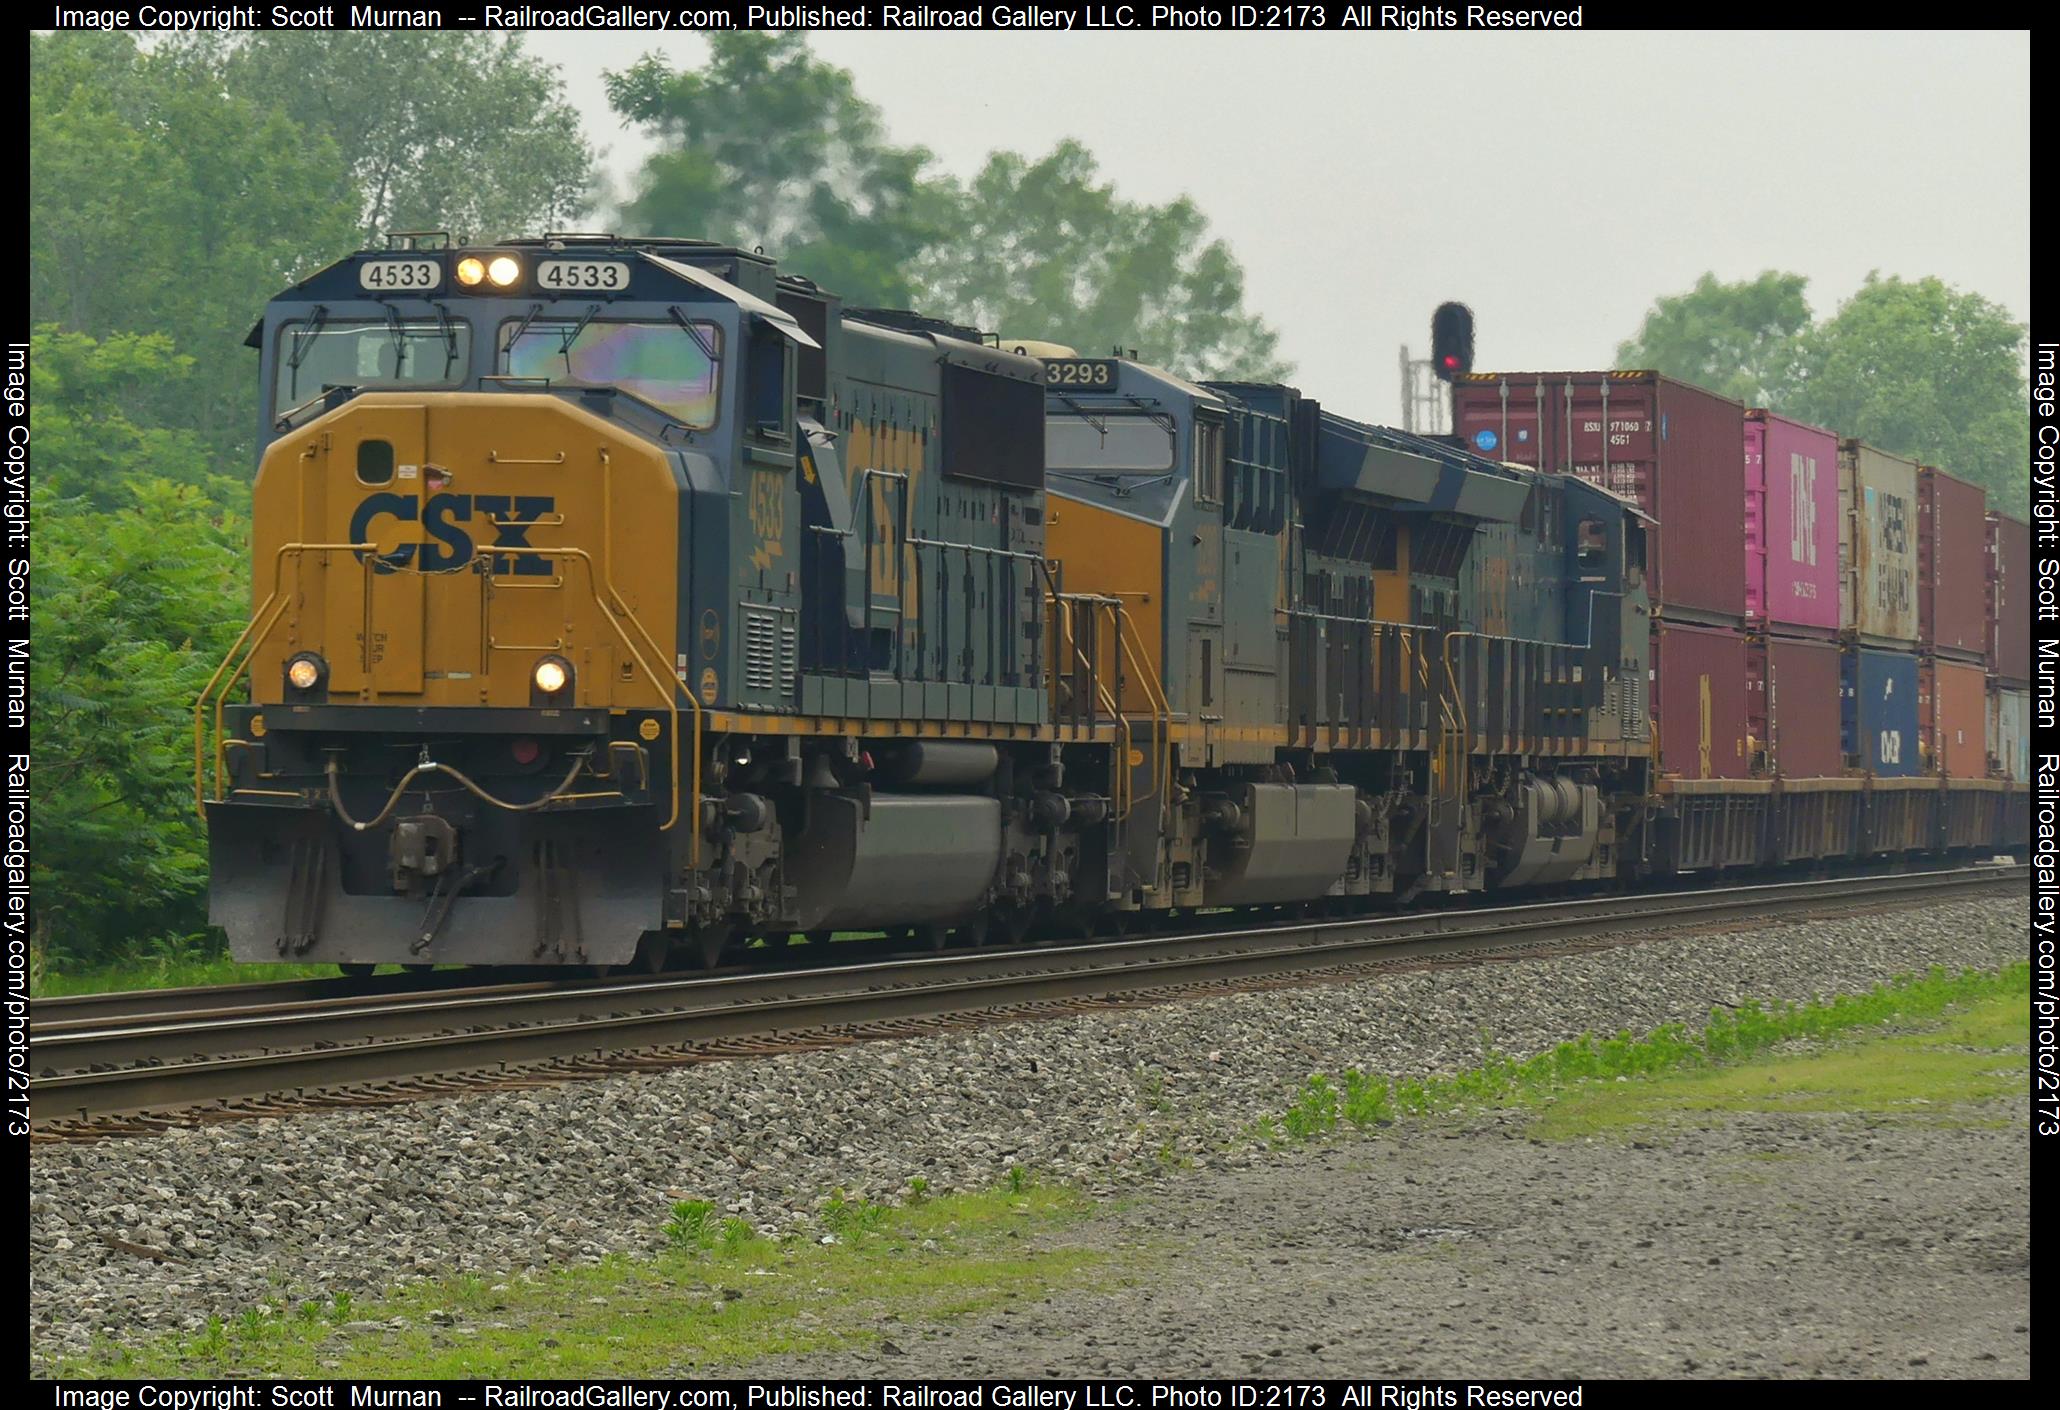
[{"xmin": 349, "ymin": 493, "xmax": 553, "ymax": 575}]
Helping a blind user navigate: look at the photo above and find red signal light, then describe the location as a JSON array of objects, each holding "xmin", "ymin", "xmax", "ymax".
[
  {"xmin": 1441, "ymin": 354, "xmax": 1460, "ymax": 370},
  {"xmin": 511, "ymin": 737, "xmax": 541, "ymax": 765}
]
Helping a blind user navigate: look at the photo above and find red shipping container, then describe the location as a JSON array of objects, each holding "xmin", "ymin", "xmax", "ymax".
[
  {"xmin": 1988, "ymin": 512, "xmax": 2031, "ymax": 685},
  {"xmin": 1652, "ymin": 621, "xmax": 1750, "ymax": 779},
  {"xmin": 1917, "ymin": 467, "xmax": 1988, "ymax": 661},
  {"xmin": 1456, "ymin": 372, "xmax": 1746, "ymax": 623},
  {"xmin": 1919, "ymin": 657, "xmax": 1989, "ymax": 779},
  {"xmin": 1744, "ymin": 410, "xmax": 1840, "ymax": 636},
  {"xmin": 1747, "ymin": 634, "xmax": 1844, "ymax": 779}
]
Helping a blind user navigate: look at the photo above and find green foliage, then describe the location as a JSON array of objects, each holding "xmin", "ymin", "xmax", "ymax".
[
  {"xmin": 820, "ymin": 1191, "xmax": 889, "ymax": 1239},
  {"xmin": 1790, "ymin": 273, "xmax": 2029, "ymax": 502},
  {"xmin": 1005, "ymin": 1165, "xmax": 1028, "ymax": 1195},
  {"xmin": 1618, "ymin": 268, "xmax": 2028, "ymax": 502},
  {"xmin": 1280, "ymin": 1074, "xmax": 1339, "ymax": 1140},
  {"xmin": 194, "ymin": 32, "xmax": 597, "ymax": 245},
  {"xmin": 1615, "ymin": 270, "xmax": 1812, "ymax": 407},
  {"xmin": 30, "ymin": 32, "xmax": 360, "ymax": 470},
  {"xmin": 607, "ymin": 34, "xmax": 939, "ymax": 309},
  {"xmin": 664, "ymin": 1200, "xmax": 719, "ymax": 1250},
  {"xmin": 1275, "ymin": 961, "xmax": 2030, "ymax": 1143},
  {"xmin": 608, "ymin": 36, "xmax": 1288, "ymax": 376},
  {"xmin": 28, "ymin": 328, "xmax": 234, "ymax": 510},
  {"xmin": 917, "ymin": 140, "xmax": 1289, "ymax": 380}
]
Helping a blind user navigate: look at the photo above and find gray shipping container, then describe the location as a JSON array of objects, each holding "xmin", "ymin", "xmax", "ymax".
[{"xmin": 1839, "ymin": 440, "xmax": 1919, "ymax": 647}]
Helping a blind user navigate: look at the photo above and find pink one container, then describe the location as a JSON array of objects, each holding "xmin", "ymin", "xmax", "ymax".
[{"xmin": 1744, "ymin": 409, "xmax": 1840, "ymax": 636}]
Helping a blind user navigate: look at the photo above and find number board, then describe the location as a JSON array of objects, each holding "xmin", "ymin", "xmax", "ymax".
[
  {"xmin": 358, "ymin": 259, "xmax": 441, "ymax": 292},
  {"xmin": 1042, "ymin": 358, "xmax": 1119, "ymax": 388},
  {"xmin": 537, "ymin": 261, "xmax": 631, "ymax": 292}
]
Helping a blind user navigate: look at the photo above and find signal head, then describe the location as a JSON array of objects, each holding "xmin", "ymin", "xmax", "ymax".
[{"xmin": 1431, "ymin": 302, "xmax": 1475, "ymax": 383}]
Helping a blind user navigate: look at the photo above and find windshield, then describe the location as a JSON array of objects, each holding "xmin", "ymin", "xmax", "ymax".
[
  {"xmin": 275, "ymin": 318, "xmax": 468, "ymax": 409},
  {"xmin": 1047, "ymin": 413, "xmax": 1176, "ymax": 474},
  {"xmin": 502, "ymin": 319, "xmax": 723, "ymax": 428}
]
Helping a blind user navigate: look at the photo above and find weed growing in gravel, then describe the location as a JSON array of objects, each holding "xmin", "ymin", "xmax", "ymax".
[
  {"xmin": 1133, "ymin": 1064, "xmax": 1174, "ymax": 1114},
  {"xmin": 907, "ymin": 1176, "xmax": 930, "ymax": 1202},
  {"xmin": 821, "ymin": 1191, "xmax": 890, "ymax": 1239},
  {"xmin": 1281, "ymin": 1074, "xmax": 1339, "ymax": 1139},
  {"xmin": 1006, "ymin": 1164, "xmax": 1029, "ymax": 1194},
  {"xmin": 1271, "ymin": 961, "xmax": 2030, "ymax": 1142},
  {"xmin": 664, "ymin": 1200, "xmax": 719, "ymax": 1250}
]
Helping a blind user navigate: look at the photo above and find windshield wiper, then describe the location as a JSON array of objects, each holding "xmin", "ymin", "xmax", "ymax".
[
  {"xmin": 1057, "ymin": 394, "xmax": 1110, "ymax": 437},
  {"xmin": 559, "ymin": 302, "xmax": 602, "ymax": 357},
  {"xmin": 500, "ymin": 303, "xmax": 545, "ymax": 360},
  {"xmin": 383, "ymin": 303, "xmax": 408, "ymax": 375},
  {"xmin": 286, "ymin": 305, "xmax": 329, "ymax": 383},
  {"xmin": 667, "ymin": 305, "xmax": 719, "ymax": 363},
  {"xmin": 434, "ymin": 302, "xmax": 459, "ymax": 379}
]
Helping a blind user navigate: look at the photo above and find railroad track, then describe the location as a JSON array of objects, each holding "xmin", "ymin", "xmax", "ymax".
[{"xmin": 30, "ymin": 864, "xmax": 2019, "ymax": 1139}]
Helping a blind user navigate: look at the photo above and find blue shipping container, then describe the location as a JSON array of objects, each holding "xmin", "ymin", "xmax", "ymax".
[{"xmin": 1841, "ymin": 647, "xmax": 1920, "ymax": 777}]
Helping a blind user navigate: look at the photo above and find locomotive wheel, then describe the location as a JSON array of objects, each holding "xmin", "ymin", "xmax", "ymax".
[
  {"xmin": 338, "ymin": 963, "xmax": 376, "ymax": 978},
  {"xmin": 632, "ymin": 932, "xmax": 671, "ymax": 974},
  {"xmin": 688, "ymin": 926, "xmax": 730, "ymax": 971}
]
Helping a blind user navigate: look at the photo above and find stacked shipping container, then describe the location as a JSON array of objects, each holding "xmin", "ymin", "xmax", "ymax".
[
  {"xmin": 1743, "ymin": 410, "xmax": 1842, "ymax": 779},
  {"xmin": 1454, "ymin": 372, "xmax": 1751, "ymax": 778},
  {"xmin": 1987, "ymin": 513, "xmax": 2031, "ymax": 783},
  {"xmin": 1458, "ymin": 376, "xmax": 2008, "ymax": 788}
]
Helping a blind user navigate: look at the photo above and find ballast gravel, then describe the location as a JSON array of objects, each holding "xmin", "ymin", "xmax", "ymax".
[{"xmin": 28, "ymin": 892, "xmax": 2025, "ymax": 1370}]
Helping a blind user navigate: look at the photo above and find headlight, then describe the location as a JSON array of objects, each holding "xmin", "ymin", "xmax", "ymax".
[
  {"xmin": 286, "ymin": 653, "xmax": 326, "ymax": 692},
  {"xmin": 487, "ymin": 255, "xmax": 522, "ymax": 288},
  {"xmin": 533, "ymin": 656, "xmax": 570, "ymax": 695},
  {"xmin": 455, "ymin": 256, "xmax": 486, "ymax": 287}
]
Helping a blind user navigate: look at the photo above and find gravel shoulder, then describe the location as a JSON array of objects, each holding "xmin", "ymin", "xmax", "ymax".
[
  {"xmin": 752, "ymin": 1101, "xmax": 2031, "ymax": 1380},
  {"xmin": 29, "ymin": 892, "xmax": 2029, "ymax": 1372}
]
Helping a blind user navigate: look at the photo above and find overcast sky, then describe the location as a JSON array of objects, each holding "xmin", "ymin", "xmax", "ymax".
[{"xmin": 540, "ymin": 29, "xmax": 2029, "ymax": 422}]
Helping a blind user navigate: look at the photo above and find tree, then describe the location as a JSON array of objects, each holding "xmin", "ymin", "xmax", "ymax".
[
  {"xmin": 193, "ymin": 32, "xmax": 597, "ymax": 245},
  {"xmin": 1790, "ymin": 274, "xmax": 2028, "ymax": 503},
  {"xmin": 1615, "ymin": 270, "xmax": 1812, "ymax": 408},
  {"xmin": 606, "ymin": 34, "xmax": 939, "ymax": 309},
  {"xmin": 30, "ymin": 32, "xmax": 360, "ymax": 468},
  {"xmin": 607, "ymin": 37, "xmax": 1290, "ymax": 378},
  {"xmin": 29, "ymin": 333, "xmax": 247, "ymax": 962},
  {"xmin": 28, "ymin": 328, "xmax": 236, "ymax": 511},
  {"xmin": 915, "ymin": 141, "xmax": 1288, "ymax": 380}
]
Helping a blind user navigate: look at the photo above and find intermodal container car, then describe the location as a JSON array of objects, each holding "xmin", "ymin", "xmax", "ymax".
[
  {"xmin": 1917, "ymin": 466, "xmax": 1988, "ymax": 662},
  {"xmin": 1842, "ymin": 646, "xmax": 1920, "ymax": 778},
  {"xmin": 1744, "ymin": 410, "xmax": 1840, "ymax": 637},
  {"xmin": 1455, "ymin": 372, "xmax": 1746, "ymax": 623},
  {"xmin": 1920, "ymin": 656, "xmax": 1989, "ymax": 779},
  {"xmin": 1652, "ymin": 620, "xmax": 1750, "ymax": 779},
  {"xmin": 1987, "ymin": 512, "xmax": 2031, "ymax": 685},
  {"xmin": 1838, "ymin": 441, "xmax": 1920, "ymax": 647},
  {"xmin": 1747, "ymin": 633, "xmax": 1843, "ymax": 778},
  {"xmin": 1990, "ymin": 684, "xmax": 2029, "ymax": 783}
]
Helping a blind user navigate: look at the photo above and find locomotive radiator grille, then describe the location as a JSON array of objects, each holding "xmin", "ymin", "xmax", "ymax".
[{"xmin": 742, "ymin": 606, "xmax": 798, "ymax": 697}]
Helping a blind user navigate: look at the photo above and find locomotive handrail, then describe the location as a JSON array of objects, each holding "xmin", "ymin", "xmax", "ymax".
[
  {"xmin": 1098, "ymin": 598, "xmax": 1173, "ymax": 820},
  {"xmin": 195, "ymin": 537, "xmax": 705, "ymax": 864},
  {"xmin": 194, "ymin": 542, "xmax": 375, "ymax": 816}
]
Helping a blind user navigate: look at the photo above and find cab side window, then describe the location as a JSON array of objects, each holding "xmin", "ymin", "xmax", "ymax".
[
  {"xmin": 1194, "ymin": 417, "xmax": 1224, "ymax": 505},
  {"xmin": 748, "ymin": 321, "xmax": 791, "ymax": 442}
]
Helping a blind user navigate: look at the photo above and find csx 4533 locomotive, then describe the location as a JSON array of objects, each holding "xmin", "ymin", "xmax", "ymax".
[{"xmin": 199, "ymin": 235, "xmax": 1688, "ymax": 972}]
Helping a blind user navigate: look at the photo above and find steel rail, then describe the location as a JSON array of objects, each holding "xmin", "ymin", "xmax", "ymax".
[{"xmin": 30, "ymin": 865, "xmax": 2016, "ymax": 1125}]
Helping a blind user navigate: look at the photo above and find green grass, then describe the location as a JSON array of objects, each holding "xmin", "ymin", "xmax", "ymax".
[
  {"xmin": 50, "ymin": 1182, "xmax": 1106, "ymax": 1379},
  {"xmin": 29, "ymin": 949, "xmax": 371, "ymax": 997},
  {"xmin": 1529, "ymin": 987, "xmax": 2028, "ymax": 1140},
  {"xmin": 1270, "ymin": 961, "xmax": 2030, "ymax": 1145}
]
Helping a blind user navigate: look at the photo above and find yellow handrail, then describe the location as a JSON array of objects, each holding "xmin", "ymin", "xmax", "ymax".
[
  {"xmin": 193, "ymin": 542, "xmax": 706, "ymax": 864},
  {"xmin": 1100, "ymin": 600, "xmax": 1173, "ymax": 820}
]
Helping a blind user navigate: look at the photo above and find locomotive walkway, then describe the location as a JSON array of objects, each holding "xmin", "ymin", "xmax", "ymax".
[{"xmin": 29, "ymin": 864, "xmax": 2018, "ymax": 1139}]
